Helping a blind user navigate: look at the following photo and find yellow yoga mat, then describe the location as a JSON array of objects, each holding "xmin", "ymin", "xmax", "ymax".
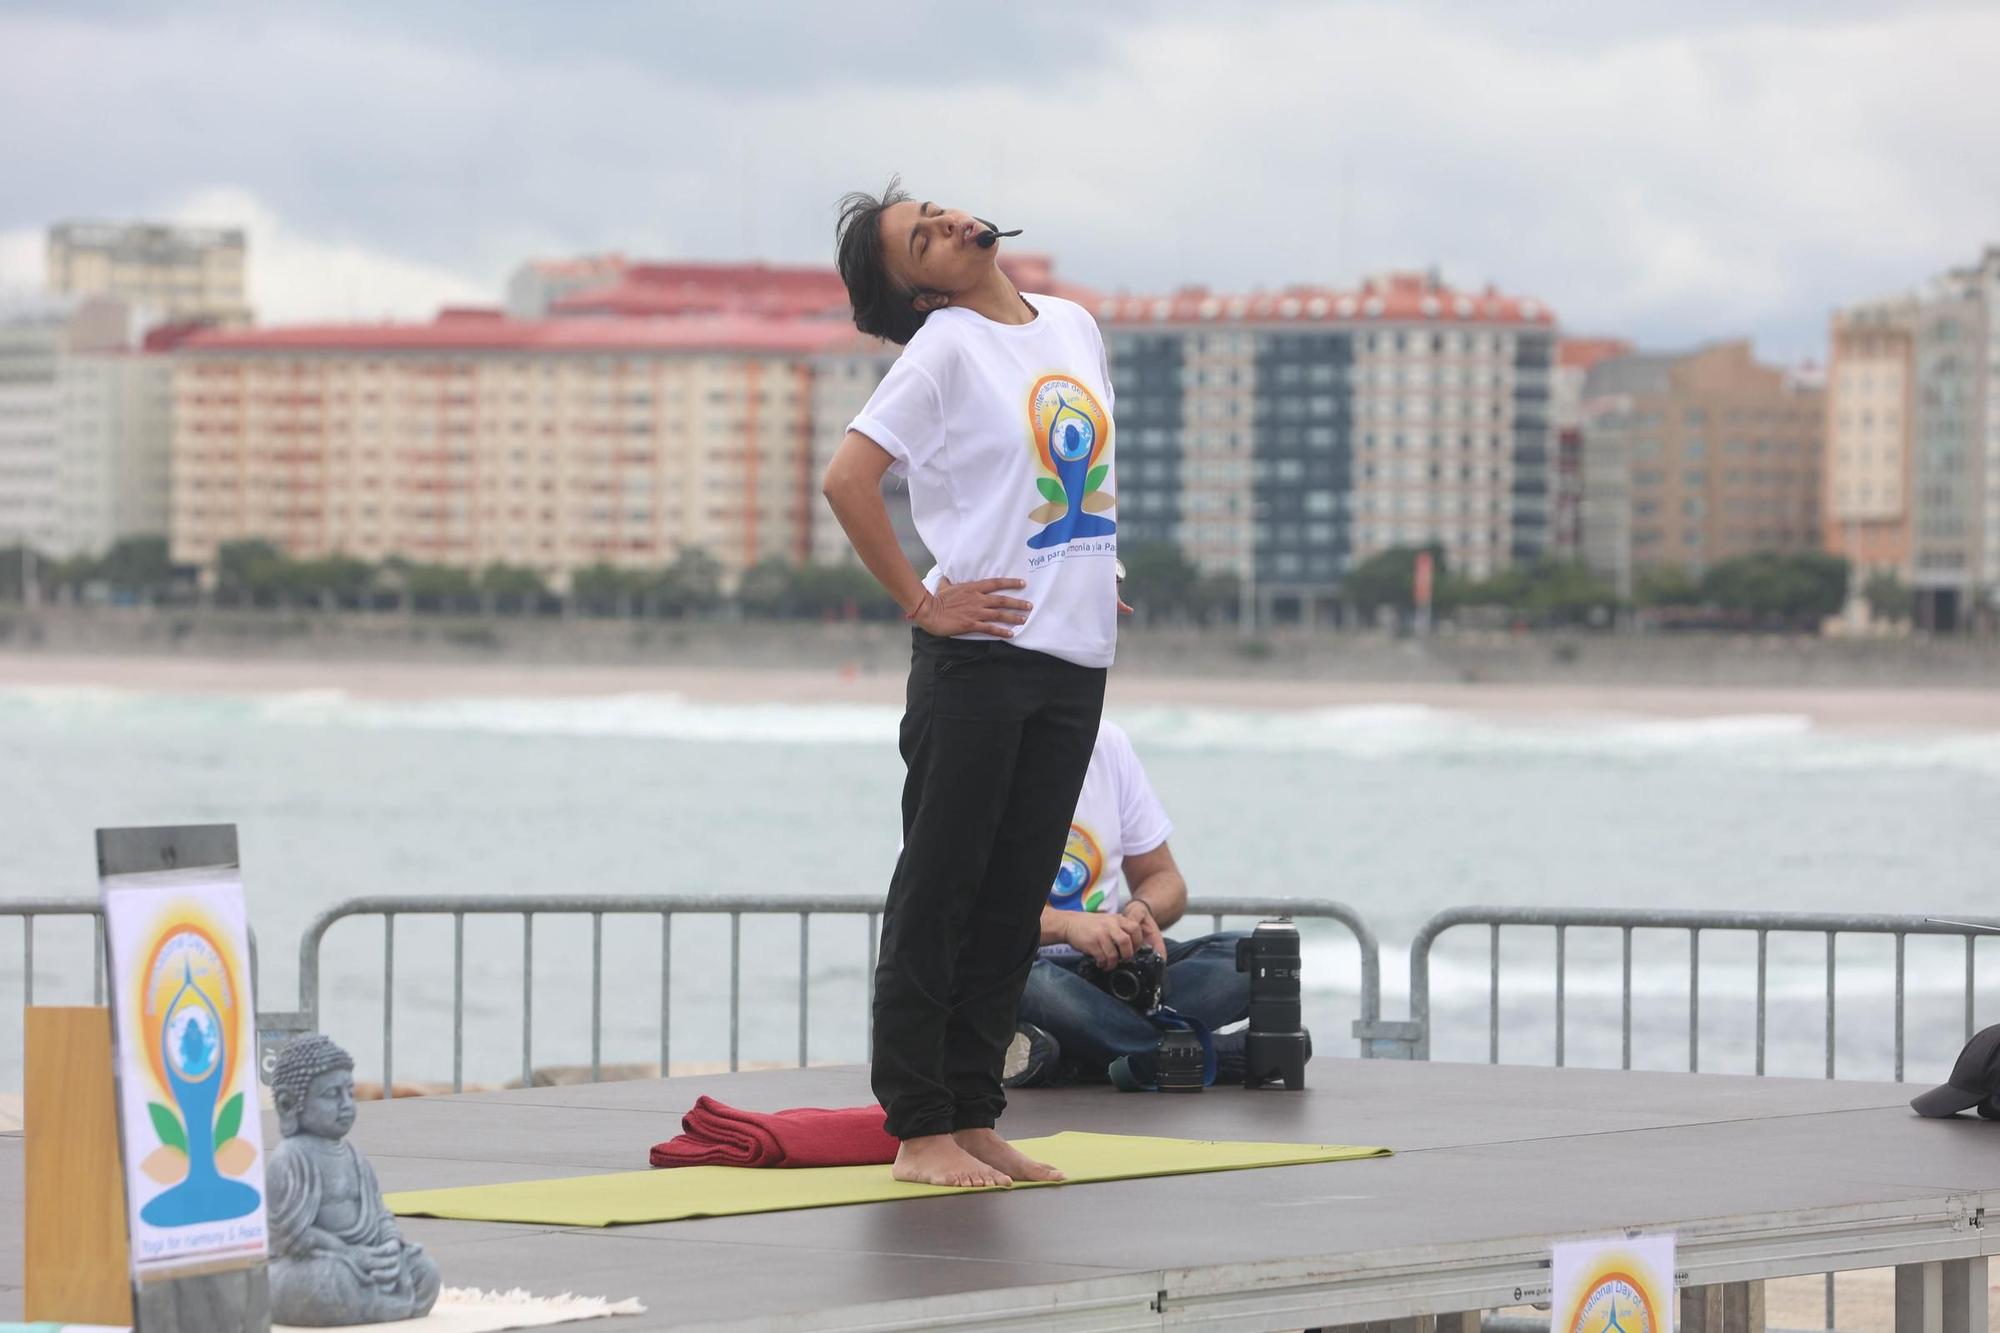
[{"xmin": 387, "ymin": 1131, "xmax": 1390, "ymax": 1228}]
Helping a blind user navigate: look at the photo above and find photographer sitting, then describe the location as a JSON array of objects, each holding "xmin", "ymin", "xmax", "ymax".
[{"xmin": 1003, "ymin": 720, "xmax": 1252, "ymax": 1088}]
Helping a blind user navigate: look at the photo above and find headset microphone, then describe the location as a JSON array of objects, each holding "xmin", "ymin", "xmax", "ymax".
[{"xmin": 974, "ymin": 217, "xmax": 1022, "ymax": 249}]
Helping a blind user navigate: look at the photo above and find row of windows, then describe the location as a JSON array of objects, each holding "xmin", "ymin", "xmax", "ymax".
[
  {"xmin": 1632, "ymin": 468, "xmax": 1812, "ymax": 490},
  {"xmin": 1833, "ymin": 484, "xmax": 1902, "ymax": 504},
  {"xmin": 181, "ymin": 504, "xmax": 764, "ymax": 528},
  {"xmin": 1633, "ymin": 527, "xmax": 1808, "ymax": 547},
  {"xmin": 186, "ymin": 387, "xmax": 798, "ymax": 409},
  {"xmin": 1361, "ymin": 463, "xmax": 1507, "ymax": 483},
  {"xmin": 197, "ymin": 358, "xmax": 788, "ymax": 380},
  {"xmin": 1354, "ymin": 495, "xmax": 1507, "ymax": 515},
  {"xmin": 1626, "ymin": 437, "xmax": 1814, "ymax": 460},
  {"xmin": 186, "ymin": 418, "xmax": 781, "ymax": 442},
  {"xmin": 1598, "ymin": 406, "xmax": 1818, "ymax": 431},
  {"xmin": 1112, "ymin": 330, "xmax": 1527, "ymax": 358}
]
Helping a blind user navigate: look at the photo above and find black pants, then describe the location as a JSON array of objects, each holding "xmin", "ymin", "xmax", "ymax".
[{"xmin": 871, "ymin": 628, "xmax": 1107, "ymax": 1140}]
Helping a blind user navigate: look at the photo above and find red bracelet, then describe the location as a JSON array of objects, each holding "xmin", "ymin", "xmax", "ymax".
[{"xmin": 903, "ymin": 591, "xmax": 931, "ymax": 622}]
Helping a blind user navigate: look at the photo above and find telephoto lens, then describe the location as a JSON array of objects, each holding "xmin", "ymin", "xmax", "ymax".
[
  {"xmin": 1236, "ymin": 918, "xmax": 1310, "ymax": 1089},
  {"xmin": 1154, "ymin": 1029, "xmax": 1206, "ymax": 1092}
]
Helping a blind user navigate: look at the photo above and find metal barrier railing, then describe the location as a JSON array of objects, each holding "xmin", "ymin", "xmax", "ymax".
[
  {"xmin": 1403, "ymin": 907, "xmax": 1996, "ymax": 1332},
  {"xmin": 1404, "ymin": 907, "xmax": 1994, "ymax": 1073},
  {"xmin": 1, "ymin": 898, "xmax": 260, "ymax": 1014},
  {"xmin": 2, "ymin": 898, "xmax": 108, "ymax": 1007},
  {"xmin": 295, "ymin": 893, "xmax": 884, "ymax": 1097},
  {"xmin": 6, "ymin": 894, "xmax": 1985, "ymax": 1097},
  {"xmin": 292, "ymin": 893, "xmax": 1382, "ymax": 1098}
]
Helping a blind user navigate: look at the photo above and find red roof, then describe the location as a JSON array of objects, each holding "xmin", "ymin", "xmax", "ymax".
[
  {"xmin": 1558, "ymin": 336, "xmax": 1635, "ymax": 369},
  {"xmin": 521, "ymin": 253, "xmax": 629, "ymax": 279},
  {"xmin": 180, "ymin": 312, "xmax": 873, "ymax": 356},
  {"xmin": 1093, "ymin": 271, "xmax": 1555, "ymax": 327},
  {"xmin": 546, "ymin": 252, "xmax": 1101, "ymax": 321},
  {"xmin": 143, "ymin": 318, "xmax": 222, "ymax": 351},
  {"xmin": 554, "ymin": 261, "xmax": 851, "ymax": 319}
]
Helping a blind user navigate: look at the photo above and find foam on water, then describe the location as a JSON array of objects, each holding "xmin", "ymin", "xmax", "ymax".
[{"xmin": 6, "ymin": 685, "xmax": 1999, "ymax": 777}]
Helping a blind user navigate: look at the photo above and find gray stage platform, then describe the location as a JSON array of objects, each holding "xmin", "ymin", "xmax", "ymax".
[{"xmin": 3, "ymin": 1059, "xmax": 1994, "ymax": 1330}]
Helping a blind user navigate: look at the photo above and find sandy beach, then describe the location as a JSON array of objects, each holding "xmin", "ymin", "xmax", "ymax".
[{"xmin": 1, "ymin": 649, "xmax": 1996, "ymax": 732}]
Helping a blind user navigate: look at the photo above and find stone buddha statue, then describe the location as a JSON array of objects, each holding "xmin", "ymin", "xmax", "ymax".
[{"xmin": 266, "ymin": 1034, "xmax": 441, "ymax": 1326}]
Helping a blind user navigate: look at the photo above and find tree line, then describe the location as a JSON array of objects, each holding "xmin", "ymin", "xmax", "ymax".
[
  {"xmin": 0, "ymin": 536, "xmax": 906, "ymax": 620},
  {"xmin": 1121, "ymin": 541, "xmax": 1892, "ymax": 631},
  {"xmin": 1, "ymin": 535, "xmax": 1910, "ymax": 631}
]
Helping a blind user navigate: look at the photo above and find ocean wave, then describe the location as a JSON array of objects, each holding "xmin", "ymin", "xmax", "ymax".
[
  {"xmin": 1112, "ymin": 703, "xmax": 2000, "ymax": 775},
  {"xmin": 5, "ymin": 686, "xmax": 2000, "ymax": 775},
  {"xmin": 0, "ymin": 685, "xmax": 903, "ymax": 746}
]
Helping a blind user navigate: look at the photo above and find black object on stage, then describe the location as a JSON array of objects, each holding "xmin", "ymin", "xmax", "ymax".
[
  {"xmin": 1237, "ymin": 919, "xmax": 1310, "ymax": 1089},
  {"xmin": 1154, "ymin": 1029, "xmax": 1207, "ymax": 1093},
  {"xmin": 1911, "ymin": 1022, "xmax": 2000, "ymax": 1119},
  {"xmin": 974, "ymin": 216, "xmax": 1023, "ymax": 249},
  {"xmin": 1079, "ymin": 944, "xmax": 1165, "ymax": 1015}
]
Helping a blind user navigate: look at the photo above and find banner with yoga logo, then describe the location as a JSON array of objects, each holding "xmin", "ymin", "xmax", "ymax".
[
  {"xmin": 1550, "ymin": 1232, "xmax": 1674, "ymax": 1333},
  {"xmin": 102, "ymin": 864, "xmax": 270, "ymax": 1277}
]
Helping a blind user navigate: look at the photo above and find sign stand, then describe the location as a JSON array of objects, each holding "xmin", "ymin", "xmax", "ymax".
[
  {"xmin": 99, "ymin": 823, "xmax": 272, "ymax": 1333},
  {"xmin": 24, "ymin": 1006, "xmax": 134, "ymax": 1324}
]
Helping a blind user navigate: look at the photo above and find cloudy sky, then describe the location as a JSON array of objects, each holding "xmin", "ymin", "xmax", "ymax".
[{"xmin": 2, "ymin": 0, "xmax": 1995, "ymax": 361}]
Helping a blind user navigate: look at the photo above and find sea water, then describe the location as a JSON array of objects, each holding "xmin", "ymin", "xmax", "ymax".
[{"xmin": 2, "ymin": 685, "xmax": 1995, "ymax": 1092}]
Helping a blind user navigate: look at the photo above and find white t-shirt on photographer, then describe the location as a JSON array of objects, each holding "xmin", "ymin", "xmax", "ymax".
[
  {"xmin": 848, "ymin": 293, "xmax": 1120, "ymax": 669},
  {"xmin": 1039, "ymin": 721, "xmax": 1173, "ymax": 958}
]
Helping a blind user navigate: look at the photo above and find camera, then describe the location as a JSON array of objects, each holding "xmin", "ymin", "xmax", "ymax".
[
  {"xmin": 1078, "ymin": 944, "xmax": 1165, "ymax": 1014},
  {"xmin": 1153, "ymin": 1028, "xmax": 1206, "ymax": 1092},
  {"xmin": 1236, "ymin": 918, "xmax": 1310, "ymax": 1089}
]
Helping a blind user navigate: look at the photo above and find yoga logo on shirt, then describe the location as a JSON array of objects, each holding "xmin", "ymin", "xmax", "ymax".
[
  {"xmin": 1048, "ymin": 821, "xmax": 1106, "ymax": 912},
  {"xmin": 1025, "ymin": 374, "xmax": 1115, "ymax": 550}
]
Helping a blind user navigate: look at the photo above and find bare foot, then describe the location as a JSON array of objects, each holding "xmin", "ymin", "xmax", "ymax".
[
  {"xmin": 952, "ymin": 1127, "xmax": 1065, "ymax": 1182},
  {"xmin": 892, "ymin": 1134, "xmax": 1012, "ymax": 1188}
]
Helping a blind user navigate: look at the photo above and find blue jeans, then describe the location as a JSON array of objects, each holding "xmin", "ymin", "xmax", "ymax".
[{"xmin": 1019, "ymin": 931, "xmax": 1251, "ymax": 1084}]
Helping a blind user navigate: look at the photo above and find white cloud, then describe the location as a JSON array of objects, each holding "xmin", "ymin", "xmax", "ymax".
[
  {"xmin": 0, "ymin": 186, "xmax": 491, "ymax": 325},
  {"xmin": 164, "ymin": 186, "xmax": 489, "ymax": 324},
  {"xmin": 0, "ymin": 3, "xmax": 1995, "ymax": 357}
]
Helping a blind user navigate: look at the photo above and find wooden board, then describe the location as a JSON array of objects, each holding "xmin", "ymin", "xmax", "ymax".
[{"xmin": 24, "ymin": 1005, "xmax": 134, "ymax": 1325}]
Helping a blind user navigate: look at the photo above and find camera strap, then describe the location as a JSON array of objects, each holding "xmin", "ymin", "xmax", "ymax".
[{"xmin": 1107, "ymin": 1006, "xmax": 1218, "ymax": 1091}]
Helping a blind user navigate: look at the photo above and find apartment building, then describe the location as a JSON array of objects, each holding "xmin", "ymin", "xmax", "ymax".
[
  {"xmin": 1581, "ymin": 341, "xmax": 1823, "ymax": 594},
  {"xmin": 1098, "ymin": 271, "xmax": 1557, "ymax": 619},
  {"xmin": 806, "ymin": 341, "xmax": 923, "ymax": 568},
  {"xmin": 47, "ymin": 222, "xmax": 251, "ymax": 327},
  {"xmin": 0, "ymin": 297, "xmax": 162, "ymax": 559},
  {"xmin": 1824, "ymin": 300, "xmax": 1916, "ymax": 592},
  {"xmin": 1552, "ymin": 338, "xmax": 1634, "ymax": 561},
  {"xmin": 57, "ymin": 348, "xmax": 174, "ymax": 558},
  {"xmin": 1825, "ymin": 246, "xmax": 1999, "ymax": 629},
  {"xmin": 170, "ymin": 310, "xmax": 861, "ymax": 588},
  {"xmin": 171, "ymin": 257, "xmax": 1557, "ymax": 613},
  {"xmin": 0, "ymin": 307, "xmax": 64, "ymax": 556}
]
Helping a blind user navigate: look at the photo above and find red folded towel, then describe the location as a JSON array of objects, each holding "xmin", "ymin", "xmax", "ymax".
[{"xmin": 649, "ymin": 1095, "xmax": 899, "ymax": 1169}]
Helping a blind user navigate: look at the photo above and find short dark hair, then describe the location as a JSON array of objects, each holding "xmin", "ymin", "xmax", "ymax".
[{"xmin": 834, "ymin": 176, "xmax": 937, "ymax": 346}]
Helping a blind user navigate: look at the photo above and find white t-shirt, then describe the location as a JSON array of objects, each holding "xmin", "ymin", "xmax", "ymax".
[
  {"xmin": 848, "ymin": 293, "xmax": 1120, "ymax": 669},
  {"xmin": 1040, "ymin": 721, "xmax": 1174, "ymax": 957}
]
